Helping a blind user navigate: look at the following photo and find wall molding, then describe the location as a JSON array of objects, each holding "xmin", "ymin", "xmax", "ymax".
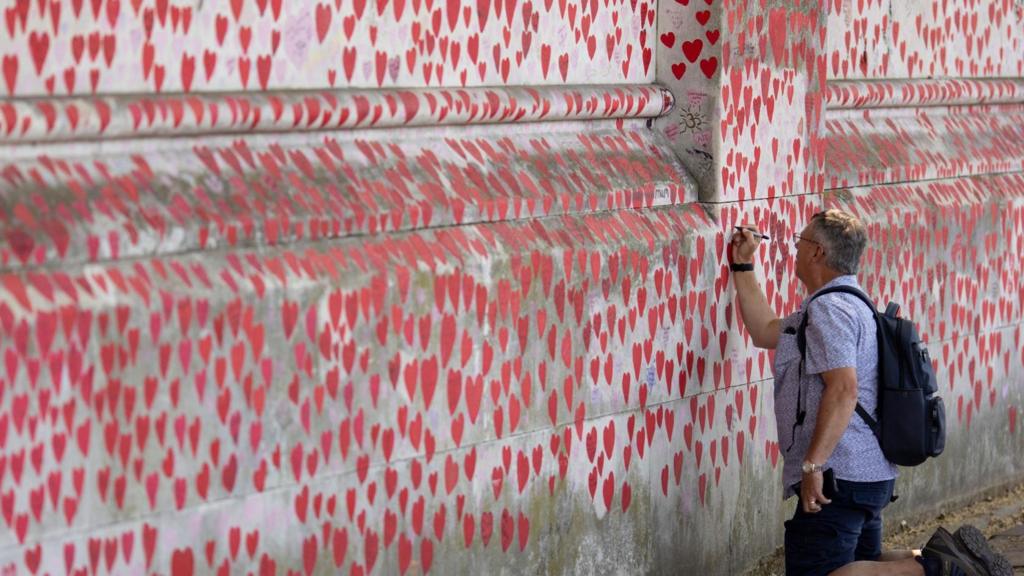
[
  {"xmin": 825, "ymin": 78, "xmax": 1024, "ymax": 110},
  {"xmin": 0, "ymin": 85, "xmax": 674, "ymax": 143}
]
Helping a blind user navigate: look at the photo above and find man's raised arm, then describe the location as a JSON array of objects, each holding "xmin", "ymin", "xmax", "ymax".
[{"xmin": 730, "ymin": 227, "xmax": 781, "ymax": 349}]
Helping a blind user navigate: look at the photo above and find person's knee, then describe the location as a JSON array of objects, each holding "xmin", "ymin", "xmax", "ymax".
[
  {"xmin": 877, "ymin": 550, "xmax": 917, "ymax": 562},
  {"xmin": 827, "ymin": 558, "xmax": 925, "ymax": 576}
]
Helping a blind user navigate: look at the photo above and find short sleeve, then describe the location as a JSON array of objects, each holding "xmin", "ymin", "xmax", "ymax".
[{"xmin": 804, "ymin": 297, "xmax": 860, "ymax": 374}]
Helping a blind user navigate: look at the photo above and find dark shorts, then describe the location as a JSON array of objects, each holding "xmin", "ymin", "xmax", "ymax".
[{"xmin": 784, "ymin": 477, "xmax": 896, "ymax": 576}]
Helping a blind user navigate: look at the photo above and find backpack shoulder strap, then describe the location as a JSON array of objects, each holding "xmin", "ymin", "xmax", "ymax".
[
  {"xmin": 796, "ymin": 285, "xmax": 878, "ymax": 356},
  {"xmin": 807, "ymin": 285, "xmax": 878, "ymax": 315},
  {"xmin": 796, "ymin": 284, "xmax": 882, "ymax": 437}
]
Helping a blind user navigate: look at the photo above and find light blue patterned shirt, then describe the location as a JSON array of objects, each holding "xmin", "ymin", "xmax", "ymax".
[{"xmin": 774, "ymin": 275, "xmax": 898, "ymax": 498}]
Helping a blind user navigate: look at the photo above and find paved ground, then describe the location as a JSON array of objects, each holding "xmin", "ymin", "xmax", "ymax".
[
  {"xmin": 992, "ymin": 524, "xmax": 1024, "ymax": 575},
  {"xmin": 746, "ymin": 481, "xmax": 1024, "ymax": 575}
]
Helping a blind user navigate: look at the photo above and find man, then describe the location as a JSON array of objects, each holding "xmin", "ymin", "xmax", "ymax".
[{"xmin": 731, "ymin": 210, "xmax": 1011, "ymax": 576}]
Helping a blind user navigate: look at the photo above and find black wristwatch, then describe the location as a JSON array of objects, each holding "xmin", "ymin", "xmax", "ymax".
[{"xmin": 730, "ymin": 262, "xmax": 754, "ymax": 272}]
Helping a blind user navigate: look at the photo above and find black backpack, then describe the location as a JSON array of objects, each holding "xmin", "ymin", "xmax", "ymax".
[{"xmin": 798, "ymin": 286, "xmax": 946, "ymax": 467}]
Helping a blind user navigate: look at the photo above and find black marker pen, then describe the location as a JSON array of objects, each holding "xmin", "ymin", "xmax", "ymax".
[{"xmin": 734, "ymin": 226, "xmax": 770, "ymax": 240}]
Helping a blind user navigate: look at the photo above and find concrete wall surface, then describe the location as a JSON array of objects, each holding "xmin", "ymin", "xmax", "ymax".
[{"xmin": 1, "ymin": 0, "xmax": 1023, "ymax": 574}]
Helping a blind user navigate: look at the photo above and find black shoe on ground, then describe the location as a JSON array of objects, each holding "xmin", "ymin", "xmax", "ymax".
[
  {"xmin": 954, "ymin": 525, "xmax": 1013, "ymax": 576},
  {"xmin": 921, "ymin": 526, "xmax": 1013, "ymax": 576},
  {"xmin": 922, "ymin": 526, "xmax": 980, "ymax": 575}
]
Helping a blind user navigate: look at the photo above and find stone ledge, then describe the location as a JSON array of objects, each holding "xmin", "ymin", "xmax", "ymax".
[
  {"xmin": 0, "ymin": 120, "xmax": 696, "ymax": 271},
  {"xmin": 824, "ymin": 103, "xmax": 1024, "ymax": 189}
]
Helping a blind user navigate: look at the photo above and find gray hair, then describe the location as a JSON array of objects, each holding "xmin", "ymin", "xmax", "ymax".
[{"xmin": 807, "ymin": 209, "xmax": 867, "ymax": 275}]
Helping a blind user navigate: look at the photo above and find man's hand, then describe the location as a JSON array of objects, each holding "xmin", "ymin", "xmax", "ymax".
[
  {"xmin": 800, "ymin": 471, "xmax": 831, "ymax": 513},
  {"xmin": 730, "ymin": 224, "xmax": 763, "ymax": 264}
]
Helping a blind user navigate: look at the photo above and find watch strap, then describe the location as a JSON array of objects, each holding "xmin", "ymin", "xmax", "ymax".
[{"xmin": 802, "ymin": 461, "xmax": 823, "ymax": 473}]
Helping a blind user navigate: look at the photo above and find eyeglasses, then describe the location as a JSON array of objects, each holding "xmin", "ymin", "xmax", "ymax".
[{"xmin": 792, "ymin": 233, "xmax": 823, "ymax": 249}]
